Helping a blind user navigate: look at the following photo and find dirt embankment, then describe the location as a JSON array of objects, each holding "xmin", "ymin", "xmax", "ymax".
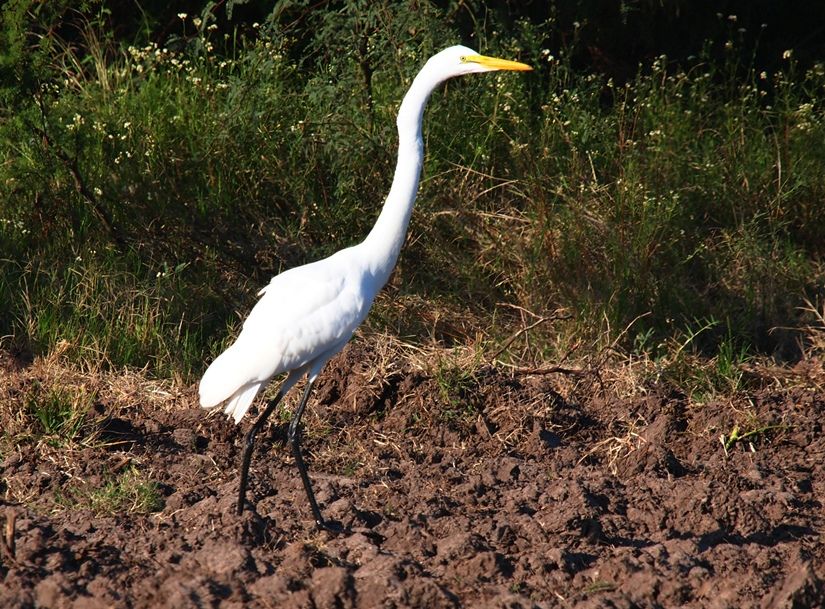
[{"xmin": 1, "ymin": 344, "xmax": 824, "ymax": 608}]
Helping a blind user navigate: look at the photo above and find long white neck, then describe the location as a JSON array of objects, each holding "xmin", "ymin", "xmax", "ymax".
[{"xmin": 362, "ymin": 66, "xmax": 443, "ymax": 284}]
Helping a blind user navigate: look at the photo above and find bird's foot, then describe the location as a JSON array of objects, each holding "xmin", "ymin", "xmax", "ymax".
[{"xmin": 316, "ymin": 518, "xmax": 345, "ymax": 534}]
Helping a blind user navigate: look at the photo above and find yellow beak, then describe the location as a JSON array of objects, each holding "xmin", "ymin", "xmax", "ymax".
[{"xmin": 463, "ymin": 54, "xmax": 533, "ymax": 72}]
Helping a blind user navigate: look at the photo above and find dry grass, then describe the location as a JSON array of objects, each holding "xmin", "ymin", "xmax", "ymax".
[
  {"xmin": 3, "ymin": 327, "xmax": 823, "ymax": 510},
  {"xmin": 579, "ymin": 416, "xmax": 648, "ymax": 476},
  {"xmin": 0, "ymin": 344, "xmax": 187, "ymax": 509}
]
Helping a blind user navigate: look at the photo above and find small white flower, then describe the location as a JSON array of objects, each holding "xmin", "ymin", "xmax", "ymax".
[
  {"xmin": 782, "ymin": 49, "xmax": 792, "ymax": 59},
  {"xmin": 177, "ymin": 13, "xmax": 187, "ymax": 20}
]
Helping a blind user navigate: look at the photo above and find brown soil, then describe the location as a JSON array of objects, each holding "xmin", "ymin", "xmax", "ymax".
[{"xmin": 2, "ymin": 343, "xmax": 825, "ymax": 608}]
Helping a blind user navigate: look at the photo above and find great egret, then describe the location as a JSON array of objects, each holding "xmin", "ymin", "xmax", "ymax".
[{"xmin": 200, "ymin": 45, "xmax": 531, "ymax": 530}]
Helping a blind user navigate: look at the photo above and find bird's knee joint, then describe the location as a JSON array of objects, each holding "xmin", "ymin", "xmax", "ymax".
[{"xmin": 287, "ymin": 429, "xmax": 299, "ymax": 446}]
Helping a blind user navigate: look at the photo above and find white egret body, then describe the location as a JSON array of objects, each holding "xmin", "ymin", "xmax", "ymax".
[{"xmin": 200, "ymin": 46, "xmax": 531, "ymax": 529}]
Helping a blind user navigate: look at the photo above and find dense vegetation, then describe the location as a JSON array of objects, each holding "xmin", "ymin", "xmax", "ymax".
[{"xmin": 1, "ymin": 0, "xmax": 823, "ymax": 385}]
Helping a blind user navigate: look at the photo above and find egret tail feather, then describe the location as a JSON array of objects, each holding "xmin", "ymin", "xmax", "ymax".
[
  {"xmin": 199, "ymin": 346, "xmax": 264, "ymax": 423},
  {"xmin": 223, "ymin": 382, "xmax": 263, "ymax": 424}
]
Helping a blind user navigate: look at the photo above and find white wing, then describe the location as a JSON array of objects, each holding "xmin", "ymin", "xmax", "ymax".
[{"xmin": 198, "ymin": 248, "xmax": 372, "ymax": 413}]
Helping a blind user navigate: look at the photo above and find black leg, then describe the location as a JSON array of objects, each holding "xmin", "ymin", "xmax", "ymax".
[
  {"xmin": 288, "ymin": 380, "xmax": 340, "ymax": 532},
  {"xmin": 237, "ymin": 389, "xmax": 284, "ymax": 515}
]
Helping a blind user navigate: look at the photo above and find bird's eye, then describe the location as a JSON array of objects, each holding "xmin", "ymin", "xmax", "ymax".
[{"xmin": 460, "ymin": 55, "xmax": 467, "ymax": 63}]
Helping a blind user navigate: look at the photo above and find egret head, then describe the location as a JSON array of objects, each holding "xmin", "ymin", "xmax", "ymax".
[{"xmin": 425, "ymin": 45, "xmax": 532, "ymax": 81}]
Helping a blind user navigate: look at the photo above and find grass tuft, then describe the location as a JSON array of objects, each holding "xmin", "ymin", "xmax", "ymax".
[
  {"xmin": 24, "ymin": 381, "xmax": 94, "ymax": 447},
  {"xmin": 433, "ymin": 348, "xmax": 484, "ymax": 424},
  {"xmin": 57, "ymin": 466, "xmax": 163, "ymax": 516}
]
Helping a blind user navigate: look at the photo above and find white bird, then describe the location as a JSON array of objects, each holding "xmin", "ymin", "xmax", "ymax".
[{"xmin": 200, "ymin": 45, "xmax": 531, "ymax": 530}]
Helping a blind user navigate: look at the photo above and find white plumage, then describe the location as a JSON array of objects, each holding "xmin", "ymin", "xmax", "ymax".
[
  {"xmin": 199, "ymin": 45, "xmax": 531, "ymax": 529},
  {"xmin": 199, "ymin": 247, "xmax": 371, "ymax": 422}
]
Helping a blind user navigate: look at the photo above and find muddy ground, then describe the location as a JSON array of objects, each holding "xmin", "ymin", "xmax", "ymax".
[{"xmin": 1, "ymin": 342, "xmax": 825, "ymax": 608}]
